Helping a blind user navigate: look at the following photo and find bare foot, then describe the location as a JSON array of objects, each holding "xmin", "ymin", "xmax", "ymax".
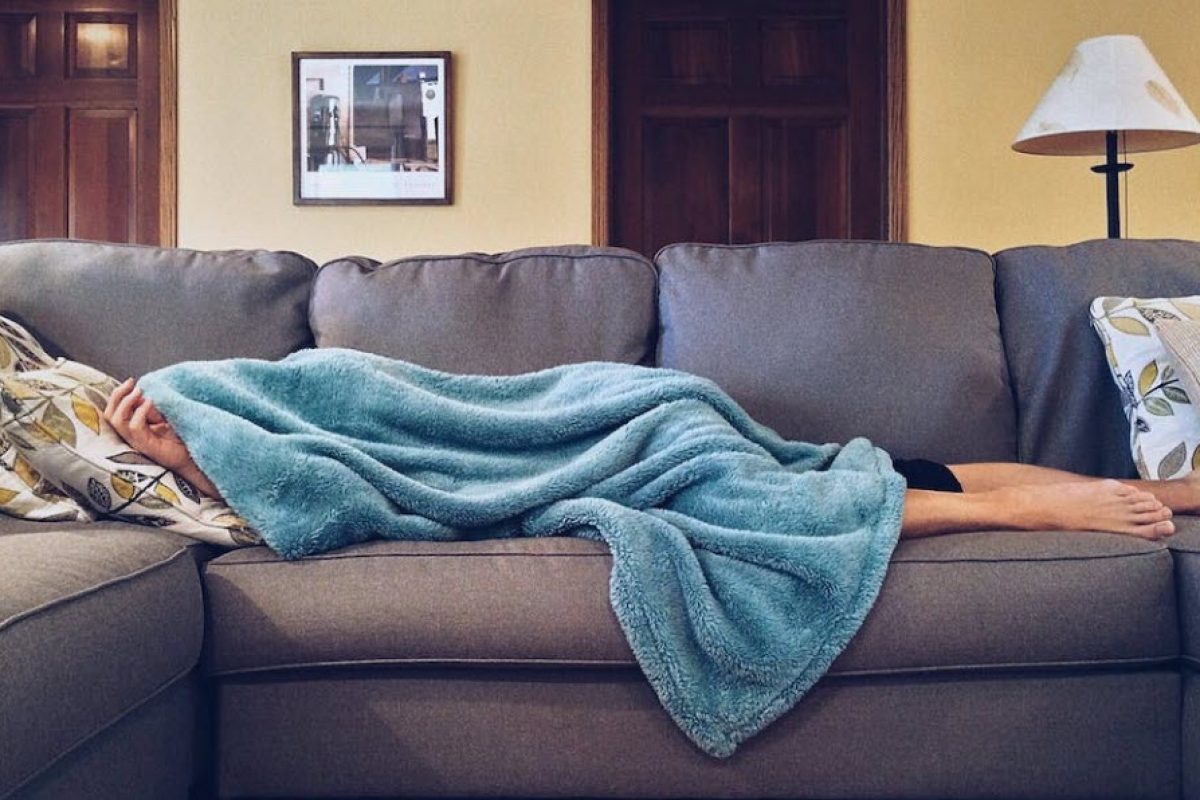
[
  {"xmin": 1120, "ymin": 471, "xmax": 1200, "ymax": 515},
  {"xmin": 997, "ymin": 480, "xmax": 1175, "ymax": 540}
]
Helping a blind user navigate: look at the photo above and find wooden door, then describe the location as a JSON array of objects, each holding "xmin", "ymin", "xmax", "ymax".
[
  {"xmin": 601, "ymin": 0, "xmax": 900, "ymax": 256},
  {"xmin": 0, "ymin": 0, "xmax": 169, "ymax": 244}
]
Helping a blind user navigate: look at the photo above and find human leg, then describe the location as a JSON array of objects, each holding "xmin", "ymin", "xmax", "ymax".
[
  {"xmin": 948, "ymin": 462, "xmax": 1200, "ymax": 514},
  {"xmin": 900, "ymin": 481, "xmax": 1175, "ymax": 540}
]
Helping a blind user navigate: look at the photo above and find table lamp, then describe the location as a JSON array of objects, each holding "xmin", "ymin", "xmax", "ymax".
[{"xmin": 1013, "ymin": 34, "xmax": 1200, "ymax": 238}]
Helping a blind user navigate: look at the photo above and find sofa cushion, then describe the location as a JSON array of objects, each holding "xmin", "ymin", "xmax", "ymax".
[
  {"xmin": 310, "ymin": 247, "xmax": 657, "ymax": 374},
  {"xmin": 0, "ymin": 520, "xmax": 204, "ymax": 796},
  {"xmin": 994, "ymin": 239, "xmax": 1200, "ymax": 476},
  {"xmin": 655, "ymin": 242, "xmax": 1015, "ymax": 464},
  {"xmin": 1173, "ymin": 518, "xmax": 1200, "ymax": 666},
  {"xmin": 0, "ymin": 239, "xmax": 315, "ymax": 379},
  {"xmin": 202, "ymin": 529, "xmax": 1177, "ymax": 678},
  {"xmin": 10, "ymin": 674, "xmax": 198, "ymax": 800}
]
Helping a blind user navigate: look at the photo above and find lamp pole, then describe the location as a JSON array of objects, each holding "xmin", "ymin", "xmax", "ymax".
[{"xmin": 1090, "ymin": 130, "xmax": 1132, "ymax": 239}]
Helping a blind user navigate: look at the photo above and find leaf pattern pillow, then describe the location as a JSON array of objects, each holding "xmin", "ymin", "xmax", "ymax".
[
  {"xmin": 1090, "ymin": 295, "xmax": 1200, "ymax": 479},
  {"xmin": 0, "ymin": 315, "xmax": 91, "ymax": 521},
  {"xmin": 0, "ymin": 358, "xmax": 261, "ymax": 546},
  {"xmin": 1157, "ymin": 319, "xmax": 1200, "ymax": 410}
]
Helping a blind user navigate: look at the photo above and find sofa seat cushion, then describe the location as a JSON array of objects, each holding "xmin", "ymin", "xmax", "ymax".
[
  {"xmin": 1172, "ymin": 517, "xmax": 1200, "ymax": 666},
  {"xmin": 655, "ymin": 241, "xmax": 1016, "ymax": 464},
  {"xmin": 203, "ymin": 529, "xmax": 1177, "ymax": 678},
  {"xmin": 0, "ymin": 519, "xmax": 204, "ymax": 796},
  {"xmin": 310, "ymin": 247, "xmax": 657, "ymax": 374}
]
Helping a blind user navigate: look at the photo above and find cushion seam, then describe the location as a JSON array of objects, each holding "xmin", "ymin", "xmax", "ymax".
[
  {"xmin": 321, "ymin": 251, "xmax": 654, "ymax": 272},
  {"xmin": 205, "ymin": 547, "xmax": 1169, "ymax": 568},
  {"xmin": 314, "ymin": 253, "xmax": 658, "ymax": 297},
  {"xmin": 207, "ymin": 653, "xmax": 1183, "ymax": 681},
  {"xmin": 654, "ymin": 239, "xmax": 994, "ymax": 263},
  {"xmin": 891, "ymin": 548, "xmax": 1168, "ymax": 565},
  {"xmin": 0, "ymin": 238, "xmax": 319, "ymax": 268},
  {"xmin": 0, "ymin": 546, "xmax": 192, "ymax": 633},
  {"xmin": 0, "ymin": 664, "xmax": 195, "ymax": 800},
  {"xmin": 207, "ymin": 551, "xmax": 615, "ymax": 567},
  {"xmin": 829, "ymin": 653, "xmax": 1180, "ymax": 678}
]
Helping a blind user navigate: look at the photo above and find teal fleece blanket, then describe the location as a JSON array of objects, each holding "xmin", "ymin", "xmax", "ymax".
[{"xmin": 139, "ymin": 348, "xmax": 905, "ymax": 757}]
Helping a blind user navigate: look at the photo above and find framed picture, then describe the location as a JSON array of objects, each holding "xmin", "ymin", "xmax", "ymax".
[{"xmin": 292, "ymin": 51, "xmax": 452, "ymax": 205}]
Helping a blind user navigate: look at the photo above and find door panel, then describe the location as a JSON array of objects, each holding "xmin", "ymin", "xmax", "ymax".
[
  {"xmin": 68, "ymin": 108, "xmax": 136, "ymax": 241},
  {"xmin": 67, "ymin": 14, "xmax": 139, "ymax": 79},
  {"xmin": 643, "ymin": 118, "xmax": 729, "ymax": 254},
  {"xmin": 609, "ymin": 0, "xmax": 888, "ymax": 256},
  {"xmin": 763, "ymin": 119, "xmax": 847, "ymax": 241},
  {"xmin": 644, "ymin": 21, "xmax": 731, "ymax": 86},
  {"xmin": 0, "ymin": 0, "xmax": 161, "ymax": 245},
  {"xmin": 0, "ymin": 14, "xmax": 37, "ymax": 79},
  {"xmin": 0, "ymin": 109, "xmax": 33, "ymax": 239},
  {"xmin": 760, "ymin": 17, "xmax": 846, "ymax": 90}
]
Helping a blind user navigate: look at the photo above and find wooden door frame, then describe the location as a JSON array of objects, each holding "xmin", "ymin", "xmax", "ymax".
[
  {"xmin": 590, "ymin": 0, "xmax": 907, "ymax": 246},
  {"xmin": 159, "ymin": 0, "xmax": 177, "ymax": 245}
]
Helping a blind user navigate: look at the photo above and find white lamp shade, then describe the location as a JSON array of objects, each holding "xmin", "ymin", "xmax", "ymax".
[{"xmin": 1013, "ymin": 35, "xmax": 1200, "ymax": 156}]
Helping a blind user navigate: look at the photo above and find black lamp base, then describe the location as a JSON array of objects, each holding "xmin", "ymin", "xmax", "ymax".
[{"xmin": 1090, "ymin": 130, "xmax": 1132, "ymax": 239}]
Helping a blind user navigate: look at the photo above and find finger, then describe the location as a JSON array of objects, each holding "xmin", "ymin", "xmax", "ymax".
[
  {"xmin": 112, "ymin": 385, "xmax": 144, "ymax": 429},
  {"xmin": 129, "ymin": 396, "xmax": 151, "ymax": 435},
  {"xmin": 143, "ymin": 399, "xmax": 165, "ymax": 425},
  {"xmin": 104, "ymin": 378, "xmax": 135, "ymax": 421}
]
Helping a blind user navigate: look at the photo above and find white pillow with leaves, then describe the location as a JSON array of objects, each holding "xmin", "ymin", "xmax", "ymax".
[
  {"xmin": 0, "ymin": 315, "xmax": 91, "ymax": 521},
  {"xmin": 1090, "ymin": 295, "xmax": 1200, "ymax": 479},
  {"xmin": 0, "ymin": 358, "xmax": 260, "ymax": 546}
]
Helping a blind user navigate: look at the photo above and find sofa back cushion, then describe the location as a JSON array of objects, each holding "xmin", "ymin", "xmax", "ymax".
[
  {"xmin": 311, "ymin": 247, "xmax": 657, "ymax": 374},
  {"xmin": 0, "ymin": 240, "xmax": 315, "ymax": 378},
  {"xmin": 994, "ymin": 239, "xmax": 1200, "ymax": 477},
  {"xmin": 656, "ymin": 242, "xmax": 1016, "ymax": 463}
]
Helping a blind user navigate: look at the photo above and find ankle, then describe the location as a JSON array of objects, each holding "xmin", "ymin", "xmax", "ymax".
[{"xmin": 985, "ymin": 486, "xmax": 1047, "ymax": 531}]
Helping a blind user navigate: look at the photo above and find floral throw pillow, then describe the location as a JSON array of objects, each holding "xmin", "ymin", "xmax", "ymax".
[
  {"xmin": 1090, "ymin": 295, "xmax": 1200, "ymax": 479},
  {"xmin": 0, "ymin": 358, "xmax": 261, "ymax": 546},
  {"xmin": 1157, "ymin": 319, "xmax": 1200, "ymax": 411},
  {"xmin": 0, "ymin": 315, "xmax": 90, "ymax": 521}
]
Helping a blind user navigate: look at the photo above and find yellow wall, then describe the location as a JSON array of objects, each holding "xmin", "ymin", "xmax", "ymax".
[
  {"xmin": 179, "ymin": 1, "xmax": 1200, "ymax": 259},
  {"xmin": 177, "ymin": 0, "xmax": 592, "ymax": 264},
  {"xmin": 908, "ymin": 0, "xmax": 1200, "ymax": 251}
]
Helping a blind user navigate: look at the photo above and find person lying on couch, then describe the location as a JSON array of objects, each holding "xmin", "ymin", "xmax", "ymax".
[
  {"xmin": 64, "ymin": 347, "xmax": 1195, "ymax": 758},
  {"xmin": 2, "ymin": 322, "xmax": 1186, "ymax": 759},
  {"xmin": 103, "ymin": 370, "xmax": 1180, "ymax": 543}
]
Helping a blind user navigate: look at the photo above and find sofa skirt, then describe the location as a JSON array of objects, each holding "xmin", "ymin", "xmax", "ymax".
[
  {"xmin": 1187, "ymin": 669, "xmax": 1198, "ymax": 800},
  {"xmin": 212, "ymin": 666, "xmax": 1179, "ymax": 800}
]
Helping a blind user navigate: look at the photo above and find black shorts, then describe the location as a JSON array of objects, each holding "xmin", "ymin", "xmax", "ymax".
[{"xmin": 892, "ymin": 458, "xmax": 963, "ymax": 493}]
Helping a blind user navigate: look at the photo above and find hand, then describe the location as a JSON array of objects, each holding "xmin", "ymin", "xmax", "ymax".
[{"xmin": 103, "ymin": 378, "xmax": 193, "ymax": 473}]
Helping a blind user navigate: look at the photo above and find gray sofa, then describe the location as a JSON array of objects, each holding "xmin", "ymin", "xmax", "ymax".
[{"xmin": 0, "ymin": 237, "xmax": 1196, "ymax": 800}]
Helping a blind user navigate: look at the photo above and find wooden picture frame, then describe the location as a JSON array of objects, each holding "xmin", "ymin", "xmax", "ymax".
[{"xmin": 292, "ymin": 51, "xmax": 452, "ymax": 205}]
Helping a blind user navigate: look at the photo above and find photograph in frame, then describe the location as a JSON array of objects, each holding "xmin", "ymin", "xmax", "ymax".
[{"xmin": 293, "ymin": 51, "xmax": 451, "ymax": 205}]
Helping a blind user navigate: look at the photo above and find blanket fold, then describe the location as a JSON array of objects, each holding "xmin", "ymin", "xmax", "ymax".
[{"xmin": 139, "ymin": 348, "xmax": 904, "ymax": 757}]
